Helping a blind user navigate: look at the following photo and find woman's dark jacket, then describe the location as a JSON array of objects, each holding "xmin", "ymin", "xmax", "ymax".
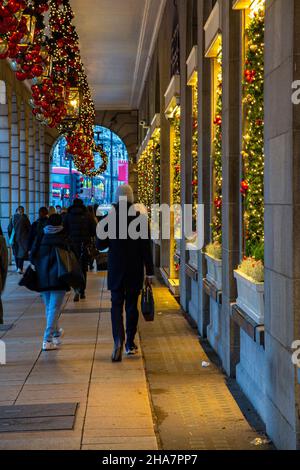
[
  {"xmin": 8, "ymin": 213, "xmax": 31, "ymax": 259},
  {"xmin": 0, "ymin": 234, "xmax": 8, "ymax": 294},
  {"xmin": 30, "ymin": 230, "xmax": 71, "ymax": 293},
  {"xmin": 97, "ymin": 203, "xmax": 154, "ymax": 291},
  {"xmin": 27, "ymin": 216, "xmax": 48, "ymax": 252}
]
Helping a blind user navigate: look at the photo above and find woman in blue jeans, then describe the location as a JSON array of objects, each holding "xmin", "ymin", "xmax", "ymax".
[{"xmin": 30, "ymin": 213, "xmax": 71, "ymax": 351}]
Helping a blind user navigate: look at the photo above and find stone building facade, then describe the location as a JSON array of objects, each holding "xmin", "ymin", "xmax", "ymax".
[{"xmin": 0, "ymin": 0, "xmax": 299, "ymax": 451}]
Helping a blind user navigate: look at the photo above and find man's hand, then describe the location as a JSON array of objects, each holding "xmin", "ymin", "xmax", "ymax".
[{"xmin": 145, "ymin": 276, "xmax": 153, "ymax": 287}]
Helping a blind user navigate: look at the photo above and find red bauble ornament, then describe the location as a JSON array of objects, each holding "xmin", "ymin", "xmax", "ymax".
[
  {"xmin": 240, "ymin": 180, "xmax": 249, "ymax": 195},
  {"xmin": 214, "ymin": 115, "xmax": 222, "ymax": 126},
  {"xmin": 16, "ymin": 70, "xmax": 26, "ymax": 81},
  {"xmin": 32, "ymin": 65, "xmax": 43, "ymax": 77},
  {"xmin": 214, "ymin": 197, "xmax": 222, "ymax": 209}
]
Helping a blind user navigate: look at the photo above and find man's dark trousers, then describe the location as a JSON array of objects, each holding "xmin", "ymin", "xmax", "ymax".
[{"xmin": 111, "ymin": 288, "xmax": 140, "ymax": 348}]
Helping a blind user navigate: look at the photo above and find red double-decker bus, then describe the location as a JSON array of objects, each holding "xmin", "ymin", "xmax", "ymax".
[{"xmin": 50, "ymin": 167, "xmax": 106, "ymax": 207}]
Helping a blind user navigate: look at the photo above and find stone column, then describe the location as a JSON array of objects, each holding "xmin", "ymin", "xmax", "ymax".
[
  {"xmin": 11, "ymin": 94, "xmax": 20, "ymax": 212},
  {"xmin": 264, "ymin": 0, "xmax": 300, "ymax": 450},
  {"xmin": 178, "ymin": 0, "xmax": 191, "ymax": 311},
  {"xmin": 158, "ymin": 6, "xmax": 173, "ymax": 273},
  {"xmin": 197, "ymin": 0, "xmax": 213, "ymax": 336},
  {"xmin": 0, "ymin": 85, "xmax": 10, "ymax": 233},
  {"xmin": 35, "ymin": 125, "xmax": 41, "ymax": 214},
  {"xmin": 28, "ymin": 116, "xmax": 35, "ymax": 221},
  {"xmin": 220, "ymin": 0, "xmax": 241, "ymax": 377},
  {"xmin": 39, "ymin": 128, "xmax": 46, "ymax": 206},
  {"xmin": 43, "ymin": 129, "xmax": 53, "ymax": 206},
  {"xmin": 19, "ymin": 104, "xmax": 27, "ymax": 209}
]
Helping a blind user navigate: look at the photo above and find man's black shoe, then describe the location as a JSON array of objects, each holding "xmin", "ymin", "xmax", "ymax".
[
  {"xmin": 80, "ymin": 292, "xmax": 86, "ymax": 300},
  {"xmin": 111, "ymin": 344, "xmax": 123, "ymax": 362},
  {"xmin": 73, "ymin": 293, "xmax": 80, "ymax": 302}
]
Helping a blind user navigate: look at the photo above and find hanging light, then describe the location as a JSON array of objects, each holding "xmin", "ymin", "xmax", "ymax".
[
  {"xmin": 0, "ymin": 38, "xmax": 9, "ymax": 56},
  {"xmin": 66, "ymin": 86, "xmax": 81, "ymax": 119},
  {"xmin": 18, "ymin": 14, "xmax": 36, "ymax": 48}
]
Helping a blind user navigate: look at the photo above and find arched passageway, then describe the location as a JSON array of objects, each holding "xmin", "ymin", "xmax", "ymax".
[{"xmin": 49, "ymin": 125, "xmax": 129, "ymax": 208}]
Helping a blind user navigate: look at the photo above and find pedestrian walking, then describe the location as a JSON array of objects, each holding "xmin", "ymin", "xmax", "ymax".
[
  {"xmin": 30, "ymin": 214, "xmax": 70, "ymax": 351},
  {"xmin": 87, "ymin": 205, "xmax": 100, "ymax": 271},
  {"xmin": 0, "ymin": 225, "xmax": 8, "ymax": 324},
  {"xmin": 48, "ymin": 206, "xmax": 56, "ymax": 216},
  {"xmin": 8, "ymin": 206, "xmax": 31, "ymax": 274},
  {"xmin": 27, "ymin": 206, "xmax": 49, "ymax": 252},
  {"xmin": 97, "ymin": 185, "xmax": 154, "ymax": 362},
  {"xmin": 63, "ymin": 199, "xmax": 97, "ymax": 301}
]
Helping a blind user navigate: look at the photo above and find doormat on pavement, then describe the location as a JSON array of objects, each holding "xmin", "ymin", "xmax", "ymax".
[
  {"xmin": 62, "ymin": 308, "xmax": 101, "ymax": 314},
  {"xmin": 0, "ymin": 402, "xmax": 78, "ymax": 433}
]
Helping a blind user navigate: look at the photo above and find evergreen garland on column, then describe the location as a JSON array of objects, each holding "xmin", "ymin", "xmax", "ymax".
[
  {"xmin": 212, "ymin": 53, "xmax": 223, "ymax": 245},
  {"xmin": 171, "ymin": 110, "xmax": 181, "ymax": 272},
  {"xmin": 241, "ymin": 4, "xmax": 265, "ymax": 260},
  {"xmin": 137, "ymin": 148, "xmax": 154, "ymax": 212},
  {"xmin": 171, "ymin": 111, "xmax": 181, "ymax": 206},
  {"xmin": 149, "ymin": 135, "xmax": 161, "ymax": 205},
  {"xmin": 192, "ymin": 84, "xmax": 198, "ymax": 230}
]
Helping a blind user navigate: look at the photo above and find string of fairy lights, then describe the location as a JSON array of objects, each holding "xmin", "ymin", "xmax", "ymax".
[
  {"xmin": 171, "ymin": 111, "xmax": 181, "ymax": 272},
  {"xmin": 211, "ymin": 50, "xmax": 223, "ymax": 246},
  {"xmin": 137, "ymin": 147, "xmax": 154, "ymax": 212},
  {"xmin": 171, "ymin": 111, "xmax": 181, "ymax": 207},
  {"xmin": 137, "ymin": 133, "xmax": 161, "ymax": 212},
  {"xmin": 192, "ymin": 84, "xmax": 198, "ymax": 229},
  {"xmin": 0, "ymin": 0, "xmax": 107, "ymax": 176},
  {"xmin": 241, "ymin": 3, "xmax": 265, "ymax": 260}
]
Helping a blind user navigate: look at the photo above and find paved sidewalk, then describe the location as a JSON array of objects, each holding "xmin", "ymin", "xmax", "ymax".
[
  {"xmin": 139, "ymin": 282, "xmax": 273, "ymax": 451},
  {"xmin": 0, "ymin": 271, "xmax": 272, "ymax": 450},
  {"xmin": 0, "ymin": 272, "xmax": 157, "ymax": 450}
]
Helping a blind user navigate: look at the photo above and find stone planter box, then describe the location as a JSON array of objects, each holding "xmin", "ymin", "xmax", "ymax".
[
  {"xmin": 186, "ymin": 242, "xmax": 198, "ymax": 269},
  {"xmin": 234, "ymin": 270, "xmax": 264, "ymax": 325},
  {"xmin": 205, "ymin": 253, "xmax": 222, "ymax": 291}
]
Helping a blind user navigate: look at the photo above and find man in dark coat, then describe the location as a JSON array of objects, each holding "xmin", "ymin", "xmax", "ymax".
[
  {"xmin": 63, "ymin": 199, "xmax": 97, "ymax": 301},
  {"xmin": 8, "ymin": 206, "xmax": 31, "ymax": 274},
  {"xmin": 97, "ymin": 185, "xmax": 154, "ymax": 362},
  {"xmin": 0, "ymin": 225, "xmax": 8, "ymax": 324},
  {"xmin": 27, "ymin": 206, "xmax": 49, "ymax": 252}
]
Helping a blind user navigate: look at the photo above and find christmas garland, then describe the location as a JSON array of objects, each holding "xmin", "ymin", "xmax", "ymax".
[
  {"xmin": 211, "ymin": 52, "xmax": 223, "ymax": 245},
  {"xmin": 137, "ymin": 147, "xmax": 154, "ymax": 212},
  {"xmin": 241, "ymin": 4, "xmax": 265, "ymax": 259},
  {"xmin": 171, "ymin": 111, "xmax": 181, "ymax": 206},
  {"xmin": 192, "ymin": 84, "xmax": 198, "ymax": 229},
  {"xmin": 0, "ymin": 0, "xmax": 108, "ymax": 177},
  {"xmin": 171, "ymin": 110, "xmax": 181, "ymax": 271},
  {"xmin": 137, "ymin": 131, "xmax": 160, "ymax": 227},
  {"xmin": 150, "ymin": 134, "xmax": 161, "ymax": 205}
]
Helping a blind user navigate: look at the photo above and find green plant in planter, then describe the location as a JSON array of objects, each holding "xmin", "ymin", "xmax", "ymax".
[
  {"xmin": 252, "ymin": 242, "xmax": 264, "ymax": 262},
  {"xmin": 238, "ymin": 257, "xmax": 264, "ymax": 283},
  {"xmin": 205, "ymin": 242, "xmax": 222, "ymax": 261}
]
